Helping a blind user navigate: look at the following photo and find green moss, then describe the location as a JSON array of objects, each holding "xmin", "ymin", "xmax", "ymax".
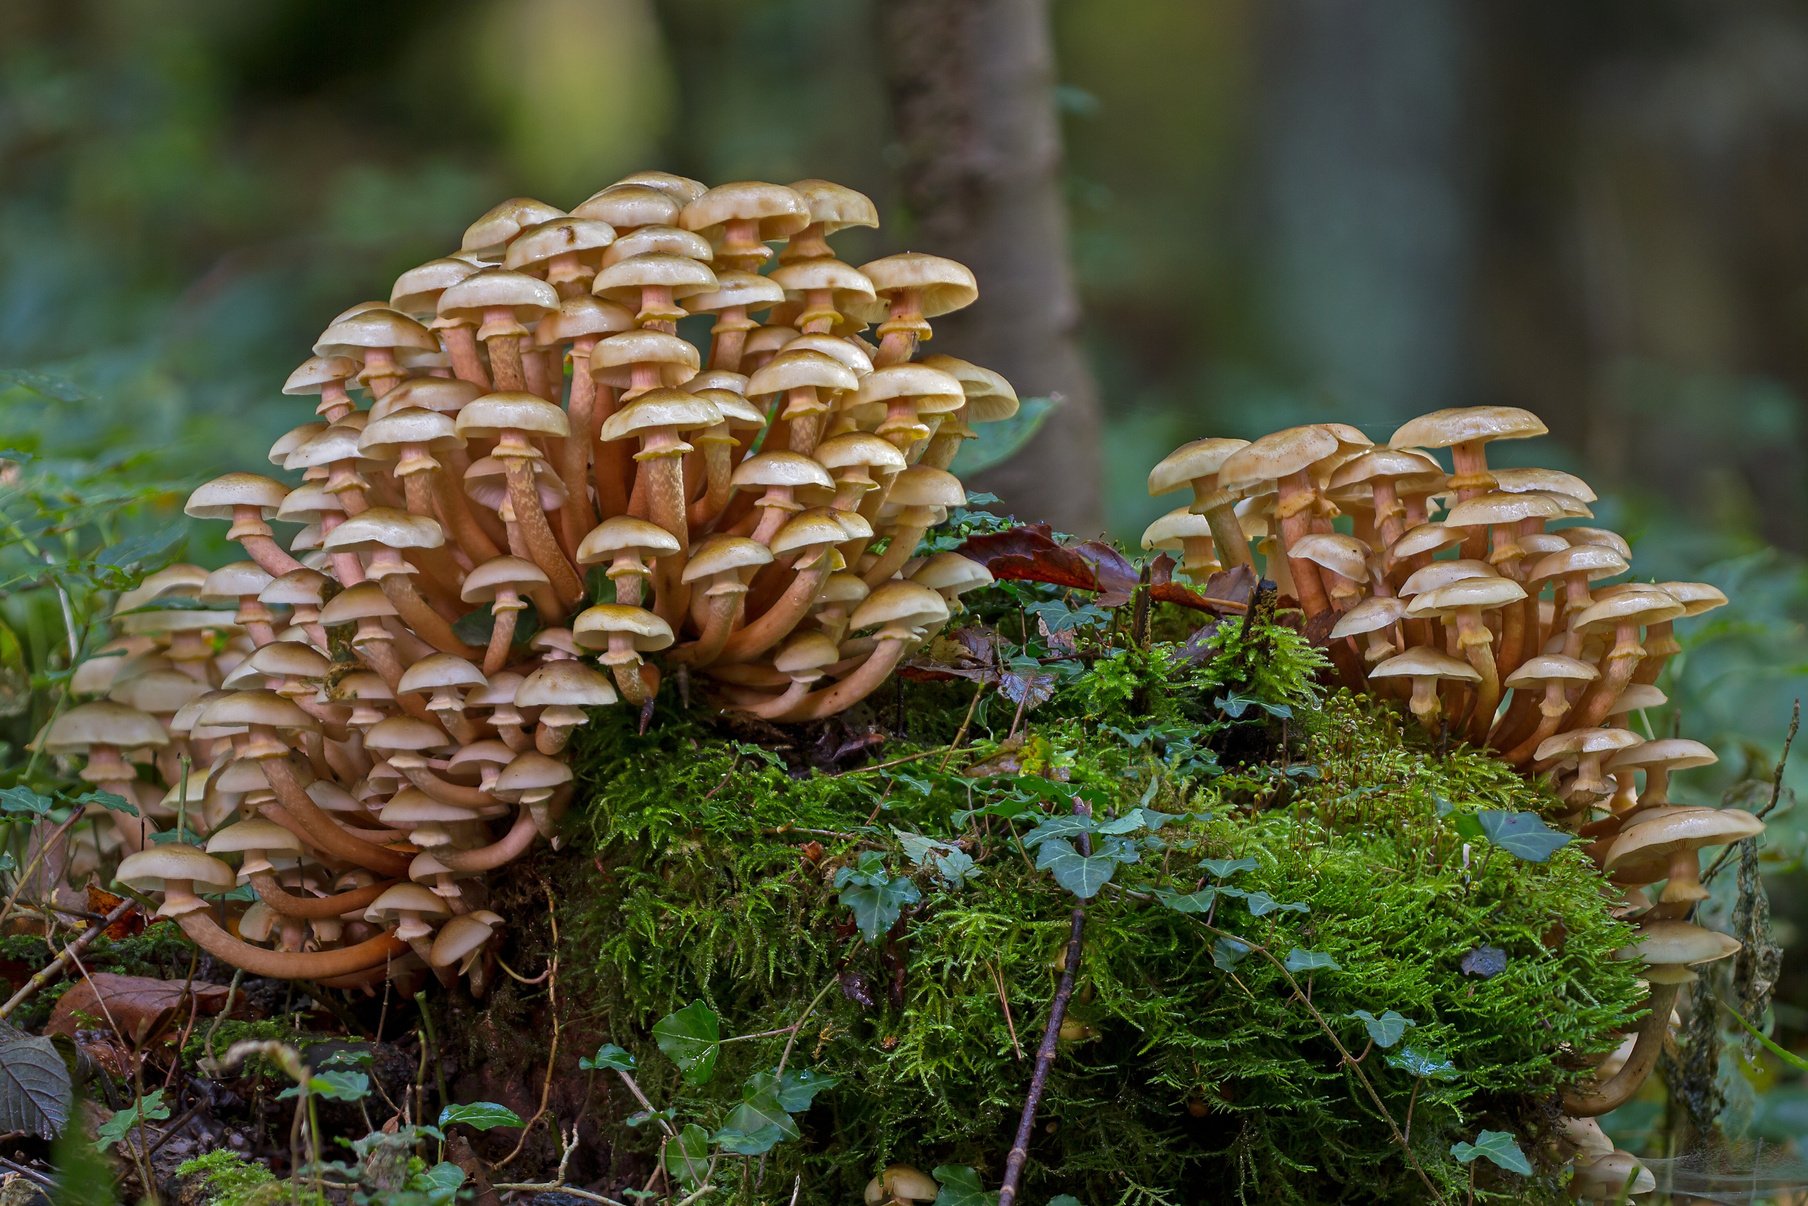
[
  {"xmin": 557, "ymin": 618, "xmax": 1641, "ymax": 1204},
  {"xmin": 171, "ymin": 1150, "xmax": 277, "ymax": 1205}
]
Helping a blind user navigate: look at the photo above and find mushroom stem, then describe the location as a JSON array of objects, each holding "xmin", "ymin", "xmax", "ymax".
[
  {"xmin": 249, "ymin": 870, "xmax": 397, "ymax": 920},
  {"xmin": 1274, "ymin": 471, "xmax": 1330, "ymax": 617},
  {"xmin": 429, "ymin": 468, "xmax": 503, "ymax": 564},
  {"xmin": 670, "ymin": 593, "xmax": 743, "ymax": 668},
  {"xmin": 504, "ymin": 458, "xmax": 586, "ymax": 610},
  {"xmin": 486, "ymin": 334, "xmax": 527, "ymax": 392},
  {"xmin": 435, "ymin": 808, "xmax": 541, "ymax": 872},
  {"xmin": 484, "ymin": 607, "xmax": 520, "ymax": 676},
  {"xmin": 443, "ymin": 326, "xmax": 491, "ymax": 391},
  {"xmin": 861, "ymin": 523, "xmax": 930, "ymax": 588},
  {"xmin": 258, "ymin": 762, "xmax": 413, "ymax": 878},
  {"xmin": 781, "ymin": 638, "xmax": 915, "ymax": 722},
  {"xmin": 1561, "ymin": 982, "xmax": 1681, "ymax": 1116},
  {"xmin": 397, "ymin": 764, "xmax": 499, "ymax": 809},
  {"xmin": 559, "ymin": 362, "xmax": 600, "ymax": 554},
  {"xmin": 1200, "ymin": 502, "xmax": 1253, "ymax": 573},
  {"xmin": 175, "ymin": 911, "xmax": 408, "ymax": 981},
  {"xmin": 716, "ymin": 564, "xmax": 832, "ymax": 663},
  {"xmin": 376, "ymin": 576, "xmax": 484, "ymax": 659},
  {"xmin": 235, "ymin": 532, "xmax": 305, "ymax": 579}
]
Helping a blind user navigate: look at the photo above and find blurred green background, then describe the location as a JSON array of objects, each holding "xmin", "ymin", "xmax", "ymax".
[{"xmin": 3, "ymin": 0, "xmax": 1807, "ymax": 1157}]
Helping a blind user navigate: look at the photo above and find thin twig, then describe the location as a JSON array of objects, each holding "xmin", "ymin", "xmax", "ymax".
[
  {"xmin": 989, "ymin": 961, "xmax": 1024, "ymax": 1061},
  {"xmin": 493, "ymin": 885, "xmax": 563, "ymax": 1170},
  {"xmin": 0, "ymin": 896, "xmax": 137, "ymax": 1019},
  {"xmin": 830, "ymin": 747, "xmax": 947, "ymax": 777},
  {"xmin": 998, "ymin": 798, "xmax": 1091, "ymax": 1205},
  {"xmin": 1703, "ymin": 700, "xmax": 1797, "ymax": 887},
  {"xmin": 940, "ymin": 684, "xmax": 988, "ymax": 771},
  {"xmin": 494, "ymin": 1125, "xmax": 631, "ymax": 1205}
]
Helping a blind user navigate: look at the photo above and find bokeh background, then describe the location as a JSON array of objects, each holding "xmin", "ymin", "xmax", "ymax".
[{"xmin": 4, "ymin": 0, "xmax": 1807, "ymax": 1158}]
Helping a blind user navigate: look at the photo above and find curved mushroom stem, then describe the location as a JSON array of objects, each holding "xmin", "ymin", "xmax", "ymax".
[
  {"xmin": 607, "ymin": 659, "xmax": 653, "ymax": 708},
  {"xmin": 1561, "ymin": 981, "xmax": 1681, "ymax": 1116},
  {"xmin": 234, "ymin": 530, "xmax": 305, "ymax": 580},
  {"xmin": 1563, "ymin": 628, "xmax": 1645, "ymax": 733},
  {"xmin": 435, "ymin": 808, "xmax": 541, "ymax": 872},
  {"xmin": 249, "ymin": 871, "xmax": 397, "ymax": 920},
  {"xmin": 486, "ymin": 333, "xmax": 527, "ymax": 392},
  {"xmin": 397, "ymin": 764, "xmax": 498, "ymax": 809},
  {"xmin": 670, "ymin": 592, "xmax": 743, "ymax": 668},
  {"xmin": 640, "ymin": 452, "xmax": 691, "ymax": 626},
  {"xmin": 429, "ymin": 469, "xmax": 503, "ymax": 564},
  {"xmin": 734, "ymin": 678, "xmax": 816, "ymax": 720},
  {"xmin": 1200, "ymin": 502, "xmax": 1253, "ymax": 573},
  {"xmin": 375, "ymin": 576, "xmax": 483, "ymax": 659},
  {"xmin": 504, "ymin": 458, "xmax": 585, "ymax": 610},
  {"xmin": 258, "ymin": 761, "xmax": 413, "ymax": 878},
  {"xmin": 483, "ymin": 606, "xmax": 520, "ymax": 676},
  {"xmin": 777, "ymin": 637, "xmax": 916, "ymax": 722},
  {"xmin": 559, "ymin": 352, "xmax": 599, "ymax": 553},
  {"xmin": 442, "ymin": 325, "xmax": 491, "ymax": 390},
  {"xmin": 1453, "ymin": 615, "xmax": 1502, "ymax": 743},
  {"xmin": 716, "ymin": 564, "xmax": 832, "ymax": 664},
  {"xmin": 176, "ymin": 911, "xmax": 408, "ymax": 981}
]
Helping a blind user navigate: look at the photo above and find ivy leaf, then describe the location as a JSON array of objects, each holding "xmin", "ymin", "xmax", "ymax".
[
  {"xmin": 437, "ymin": 1101, "xmax": 523, "ymax": 1131},
  {"xmin": 1283, "ymin": 949, "xmax": 1339, "ymax": 974},
  {"xmin": 931, "ymin": 1164, "xmax": 1000, "ymax": 1206},
  {"xmin": 712, "ymin": 1085, "xmax": 799, "ymax": 1155},
  {"xmin": 1346, "ymin": 1010, "xmax": 1415, "ymax": 1049},
  {"xmin": 1451, "ymin": 1130, "xmax": 1532, "ymax": 1176},
  {"xmin": 93, "ymin": 1087, "xmax": 165, "ymax": 1151},
  {"xmin": 1241, "ymin": 891, "xmax": 1308, "ymax": 917},
  {"xmin": 653, "ymin": 1001, "xmax": 721, "ymax": 1086},
  {"xmin": 1199, "ymin": 857, "xmax": 1257, "ymax": 880},
  {"xmin": 72, "ymin": 790, "xmax": 136, "ymax": 816},
  {"xmin": 1153, "ymin": 887, "xmax": 1216, "ymax": 915},
  {"xmin": 1019, "ymin": 814, "xmax": 1095, "ymax": 848},
  {"xmin": 278, "ymin": 1070, "xmax": 369, "ymax": 1102},
  {"xmin": 1033, "ymin": 837, "xmax": 1122, "ymax": 899},
  {"xmin": 1048, "ymin": 1198, "xmax": 1084, "ymax": 1206},
  {"xmin": 579, "ymin": 1044, "xmax": 637, "ymax": 1072},
  {"xmin": 835, "ymin": 855, "xmax": 921, "ymax": 943},
  {"xmin": 0, "ymin": 786, "xmax": 54, "ymax": 818},
  {"xmin": 1476, "ymin": 810, "xmax": 1572, "ymax": 862},
  {"xmin": 408, "ymin": 1160, "xmax": 467, "ymax": 1203},
  {"xmin": 1385, "ymin": 1047, "xmax": 1460, "ymax": 1080},
  {"xmin": 1210, "ymin": 936, "xmax": 1252, "ymax": 970},
  {"xmin": 663, "ymin": 1123, "xmax": 711, "ymax": 1189},
  {"xmin": 745, "ymin": 1067, "xmax": 837, "ymax": 1113}
]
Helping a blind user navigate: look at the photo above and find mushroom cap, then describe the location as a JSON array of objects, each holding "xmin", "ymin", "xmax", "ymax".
[
  {"xmin": 774, "ymin": 509, "xmax": 865, "ymax": 555},
  {"xmin": 789, "ymin": 179, "xmax": 880, "ymax": 232},
  {"xmin": 1288, "ymin": 533, "xmax": 1370, "ymax": 581},
  {"xmin": 1502, "ymin": 654, "xmax": 1599, "ymax": 688},
  {"xmin": 39, "ymin": 700, "xmax": 169, "ymax": 753},
  {"xmin": 457, "ymin": 392, "xmax": 571, "ymax": 441},
  {"xmin": 1653, "ymin": 581, "xmax": 1728, "ymax": 618},
  {"xmin": 285, "ymin": 422, "xmax": 372, "ymax": 472},
  {"xmin": 1326, "ymin": 446, "xmax": 1444, "ymax": 490},
  {"xmin": 1147, "ymin": 438, "xmax": 1252, "ymax": 495},
  {"xmin": 110, "ymin": 669, "xmax": 211, "ymax": 715},
  {"xmin": 1368, "ymin": 648, "xmax": 1481, "ymax": 682},
  {"xmin": 598, "ymin": 389, "xmax": 722, "ymax": 442},
  {"xmin": 1560, "ymin": 526, "xmax": 1633, "ymax": 559},
  {"xmin": 496, "ymin": 751, "xmax": 575, "ymax": 794},
  {"xmin": 398, "ymin": 654, "xmax": 488, "ymax": 696},
  {"xmin": 1388, "ymin": 522, "xmax": 1465, "ymax": 560},
  {"xmin": 781, "ymin": 332, "xmax": 873, "ymax": 375},
  {"xmin": 282, "ymin": 354, "xmax": 359, "ymax": 395},
  {"xmin": 429, "ymin": 912, "xmax": 502, "ymax": 969},
  {"xmin": 1606, "ymin": 738, "xmax": 1717, "ymax": 774},
  {"xmin": 461, "ymin": 197, "xmax": 566, "ymax": 260},
  {"xmin": 886, "ymin": 465, "xmax": 967, "ymax": 510},
  {"xmin": 774, "ymin": 632, "xmax": 844, "ymax": 676},
  {"xmin": 1572, "ymin": 589, "xmax": 1685, "ymax": 633},
  {"xmin": 1571, "ymin": 1151, "xmax": 1656, "ymax": 1199},
  {"xmin": 244, "ymin": 641, "xmax": 331, "ymax": 681},
  {"xmin": 390, "ymin": 257, "xmax": 483, "ymax": 317},
  {"xmin": 365, "ymin": 715, "xmax": 454, "ymax": 753},
  {"xmin": 766, "ymin": 259, "xmax": 875, "ymax": 306},
  {"xmin": 850, "ymin": 581, "xmax": 950, "ymax": 634},
  {"xmin": 680, "ymin": 180, "xmax": 811, "ymax": 242},
  {"xmin": 1618, "ymin": 919, "xmax": 1741, "ymax": 968},
  {"xmin": 864, "ymin": 1164, "xmax": 940, "ymax": 1205},
  {"xmin": 1388, "ymin": 406, "xmax": 1547, "ymax": 451},
  {"xmin": 1535, "ymin": 726, "xmax": 1643, "ymax": 762},
  {"xmin": 816, "ymin": 573, "xmax": 870, "ymax": 607},
  {"xmin": 731, "ymin": 451, "xmax": 836, "ymax": 492},
  {"xmin": 1603, "ymin": 807, "xmax": 1762, "ymax": 871},
  {"xmin": 814, "ymin": 433, "xmax": 908, "ymax": 476},
  {"xmin": 1442, "ymin": 490, "xmax": 1567, "ymax": 528},
  {"xmin": 517, "ymin": 660, "xmax": 618, "ymax": 709},
  {"xmin": 1217, "ymin": 425, "xmax": 1342, "ymax": 492},
  {"xmin": 576, "ymin": 517, "xmax": 683, "ymax": 565},
  {"xmin": 380, "ymin": 788, "xmax": 477, "ymax": 826},
  {"xmin": 1328, "ymin": 595, "xmax": 1406, "ymax": 639},
  {"xmin": 359, "ymin": 408, "xmax": 462, "ymax": 457},
  {"xmin": 572, "ymin": 605, "xmax": 675, "ymax": 653},
  {"xmin": 615, "ymin": 170, "xmax": 708, "ymax": 204},
  {"xmin": 572, "ymin": 183, "xmax": 683, "ymax": 230},
  {"xmin": 439, "ymin": 268, "xmax": 561, "ymax": 328},
  {"xmin": 1610, "ymin": 683, "xmax": 1669, "ymax": 713},
  {"xmin": 199, "ymin": 690, "xmax": 318, "ymax": 733},
  {"xmin": 504, "ymin": 217, "xmax": 618, "ymax": 273},
  {"xmin": 117, "ymin": 845, "xmax": 236, "ymax": 897},
  {"xmin": 592, "ymin": 252, "xmax": 719, "ymax": 302},
  {"xmin": 116, "ymin": 565, "xmax": 209, "ymax": 612},
  {"xmin": 317, "ymin": 582, "xmax": 398, "ymax": 625},
  {"xmin": 365, "ymin": 882, "xmax": 451, "ymax": 924},
  {"xmin": 682, "ymin": 535, "xmax": 774, "ymax": 581},
  {"xmin": 917, "ymin": 353, "xmax": 1019, "ymax": 421},
  {"xmin": 1397, "ymin": 560, "xmax": 1497, "ymax": 598},
  {"xmin": 205, "ymin": 818, "xmax": 305, "ymax": 858},
  {"xmin": 534, "ymin": 296, "xmax": 637, "ymax": 346},
  {"xmin": 854, "ymin": 253, "xmax": 977, "ymax": 317},
  {"xmin": 601, "ymin": 224, "xmax": 715, "ymax": 265},
  {"xmin": 746, "ymin": 349, "xmax": 861, "ymax": 397},
  {"xmin": 911, "ymin": 552, "xmax": 994, "ymax": 594},
  {"xmin": 590, "ymin": 330, "xmax": 701, "ymax": 389},
  {"xmin": 686, "ymin": 269, "xmax": 789, "ymax": 314},
  {"xmin": 461, "ymin": 556, "xmax": 553, "ymax": 603},
  {"xmin": 1528, "ymin": 542, "xmax": 1628, "ymax": 583},
  {"xmin": 313, "ymin": 308, "xmax": 438, "ymax": 358},
  {"xmin": 324, "ymin": 508, "xmax": 447, "ymax": 555},
  {"xmin": 200, "ymin": 561, "xmax": 276, "ymax": 603},
  {"xmin": 377, "ymin": 376, "xmax": 484, "ymax": 418},
  {"xmin": 851, "ymin": 363, "xmax": 965, "ymax": 410},
  {"xmin": 1406, "ymin": 575, "xmax": 1527, "ymax": 615},
  {"xmin": 1490, "ymin": 466, "xmax": 1597, "ymax": 502},
  {"xmin": 186, "ymin": 472, "xmax": 289, "ymax": 520}
]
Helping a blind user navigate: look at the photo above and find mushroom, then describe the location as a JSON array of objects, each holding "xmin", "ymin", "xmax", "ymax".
[
  {"xmin": 853, "ymin": 253, "xmax": 978, "ymax": 366},
  {"xmin": 1570, "ymin": 1150, "xmax": 1656, "ymax": 1199},
  {"xmin": 1367, "ymin": 648, "xmax": 1480, "ymax": 728},
  {"xmin": 1218, "ymin": 426, "xmax": 1343, "ymax": 617},
  {"xmin": 572, "ymin": 604, "xmax": 674, "ymax": 707},
  {"xmin": 516, "ymin": 659, "xmax": 617, "ymax": 754},
  {"xmin": 1148, "ymin": 438, "xmax": 1255, "ymax": 572},
  {"xmin": 461, "ymin": 556, "xmax": 555, "ymax": 674},
  {"xmin": 864, "ymin": 1164, "xmax": 940, "ymax": 1206}
]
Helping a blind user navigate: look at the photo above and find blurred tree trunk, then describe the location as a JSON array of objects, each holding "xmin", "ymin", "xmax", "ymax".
[{"xmin": 878, "ymin": 0, "xmax": 1104, "ymax": 534}]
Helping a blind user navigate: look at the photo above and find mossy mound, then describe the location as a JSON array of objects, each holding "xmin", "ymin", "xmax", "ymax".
[{"xmin": 557, "ymin": 616, "xmax": 1643, "ymax": 1204}]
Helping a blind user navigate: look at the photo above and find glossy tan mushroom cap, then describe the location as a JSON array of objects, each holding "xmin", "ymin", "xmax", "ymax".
[{"xmin": 1388, "ymin": 406, "xmax": 1547, "ymax": 450}]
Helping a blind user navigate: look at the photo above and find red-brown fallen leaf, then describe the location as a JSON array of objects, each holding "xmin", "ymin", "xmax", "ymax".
[
  {"xmin": 955, "ymin": 525, "xmax": 1139, "ymax": 606},
  {"xmin": 85, "ymin": 886, "xmax": 143, "ymax": 939},
  {"xmin": 1147, "ymin": 558, "xmax": 1257, "ymax": 615},
  {"xmin": 48, "ymin": 973, "xmax": 232, "ymax": 1044}
]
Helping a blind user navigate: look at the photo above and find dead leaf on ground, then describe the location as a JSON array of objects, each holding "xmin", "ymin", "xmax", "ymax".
[
  {"xmin": 48, "ymin": 973, "xmax": 232, "ymax": 1044},
  {"xmin": 955, "ymin": 524, "xmax": 1139, "ymax": 606}
]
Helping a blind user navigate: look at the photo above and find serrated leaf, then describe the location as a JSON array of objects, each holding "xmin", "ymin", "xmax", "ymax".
[
  {"xmin": 1283, "ymin": 949, "xmax": 1339, "ymax": 973},
  {"xmin": 1476, "ymin": 810, "xmax": 1572, "ymax": 862},
  {"xmin": 437, "ymin": 1101, "xmax": 522, "ymax": 1131},
  {"xmin": 1200, "ymin": 857, "xmax": 1257, "ymax": 880},
  {"xmin": 1346, "ymin": 1009, "xmax": 1415, "ymax": 1049},
  {"xmin": 0, "ymin": 1026, "xmax": 72, "ymax": 1140},
  {"xmin": 579, "ymin": 1043, "xmax": 637, "ymax": 1072},
  {"xmin": 1385, "ymin": 1047, "xmax": 1460, "ymax": 1080},
  {"xmin": 1153, "ymin": 887, "xmax": 1216, "ymax": 914},
  {"xmin": 1034, "ymin": 837, "xmax": 1122, "ymax": 899},
  {"xmin": 653, "ymin": 1001, "xmax": 721, "ymax": 1085},
  {"xmin": 1450, "ymin": 1129, "xmax": 1531, "ymax": 1175},
  {"xmin": 931, "ymin": 1163, "xmax": 1000, "ymax": 1206},
  {"xmin": 663, "ymin": 1123, "xmax": 711, "ymax": 1189}
]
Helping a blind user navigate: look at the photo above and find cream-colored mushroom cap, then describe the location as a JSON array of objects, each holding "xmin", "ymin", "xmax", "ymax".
[
  {"xmin": 461, "ymin": 557, "xmax": 552, "ymax": 603},
  {"xmin": 186, "ymin": 473, "xmax": 289, "ymax": 520},
  {"xmin": 572, "ymin": 184, "xmax": 682, "ymax": 229},
  {"xmin": 1389, "ymin": 406, "xmax": 1547, "ymax": 451},
  {"xmin": 365, "ymin": 715, "xmax": 454, "ymax": 753},
  {"xmin": 460, "ymin": 197, "xmax": 565, "ymax": 259},
  {"xmin": 1570, "ymin": 1151, "xmax": 1656, "ymax": 1199},
  {"xmin": 1327, "ymin": 447, "xmax": 1444, "ymax": 490},
  {"xmin": 1367, "ymin": 649, "xmax": 1481, "ymax": 682},
  {"xmin": 850, "ymin": 581, "xmax": 949, "ymax": 634},
  {"xmin": 1397, "ymin": 560, "xmax": 1497, "ymax": 597},
  {"xmin": 1328, "ymin": 596, "xmax": 1406, "ymax": 639},
  {"xmin": 681, "ymin": 535, "xmax": 774, "ymax": 582},
  {"xmin": 1406, "ymin": 576, "xmax": 1527, "ymax": 616},
  {"xmin": 851, "ymin": 363, "xmax": 965, "ymax": 411},
  {"xmin": 504, "ymin": 217, "xmax": 617, "ymax": 272},
  {"xmin": 1217, "ymin": 425, "xmax": 1342, "ymax": 492},
  {"xmin": 1502, "ymin": 654, "xmax": 1599, "ymax": 688},
  {"xmin": 201, "ymin": 562, "xmax": 276, "ymax": 603},
  {"xmin": 887, "ymin": 466, "xmax": 966, "ymax": 510},
  {"xmin": 429, "ymin": 911, "xmax": 504, "ymax": 970},
  {"xmin": 495, "ymin": 751, "xmax": 575, "ymax": 795},
  {"xmin": 456, "ymin": 393, "xmax": 571, "ymax": 441},
  {"xmin": 1559, "ymin": 526, "xmax": 1632, "ymax": 559},
  {"xmin": 615, "ymin": 170, "xmax": 707, "ymax": 203},
  {"xmin": 573, "ymin": 605, "xmax": 675, "ymax": 653},
  {"xmin": 390, "ymin": 257, "xmax": 482, "ymax": 317},
  {"xmin": 592, "ymin": 253, "xmax": 719, "ymax": 303},
  {"xmin": 40, "ymin": 701, "xmax": 170, "ymax": 752},
  {"xmin": 199, "ymin": 691, "xmax": 318, "ymax": 732},
  {"xmin": 686, "ymin": 269, "xmax": 788, "ymax": 314},
  {"xmin": 318, "ymin": 582, "xmax": 398, "ymax": 625},
  {"xmin": 1572, "ymin": 590, "xmax": 1685, "ymax": 633},
  {"xmin": 1618, "ymin": 919, "xmax": 1741, "ymax": 969},
  {"xmin": 746, "ymin": 349, "xmax": 861, "ymax": 397},
  {"xmin": 1535, "ymin": 727, "xmax": 1642, "ymax": 763},
  {"xmin": 245, "ymin": 641, "xmax": 331, "ymax": 681},
  {"xmin": 814, "ymin": 433, "xmax": 908, "ymax": 476},
  {"xmin": 517, "ymin": 660, "xmax": 618, "ymax": 708},
  {"xmin": 781, "ymin": 333, "xmax": 873, "ymax": 375},
  {"xmin": 911, "ymin": 552, "xmax": 994, "ymax": 594},
  {"xmin": 1653, "ymin": 581, "xmax": 1728, "ymax": 618},
  {"xmin": 1529, "ymin": 543, "xmax": 1628, "ymax": 583},
  {"xmin": 598, "ymin": 389, "xmax": 722, "ymax": 442},
  {"xmin": 680, "ymin": 181, "xmax": 811, "ymax": 242},
  {"xmin": 398, "ymin": 655, "xmax": 487, "ymax": 696},
  {"xmin": 1442, "ymin": 491, "xmax": 1567, "ymax": 528},
  {"xmin": 1289, "ymin": 534, "xmax": 1371, "ymax": 582},
  {"xmin": 117, "ymin": 845, "xmax": 236, "ymax": 901},
  {"xmin": 774, "ymin": 632, "xmax": 843, "ymax": 677},
  {"xmin": 854, "ymin": 253, "xmax": 978, "ymax": 317},
  {"xmin": 1606, "ymin": 739, "xmax": 1716, "ymax": 775},
  {"xmin": 324, "ymin": 508, "xmax": 446, "ymax": 554},
  {"xmin": 365, "ymin": 882, "xmax": 451, "ymax": 932},
  {"xmin": 864, "ymin": 1164, "xmax": 940, "ymax": 1205},
  {"xmin": 1147, "ymin": 438, "xmax": 1251, "ymax": 495},
  {"xmin": 1389, "ymin": 523, "xmax": 1465, "ymax": 561},
  {"xmin": 313, "ymin": 308, "xmax": 438, "ymax": 358},
  {"xmin": 789, "ymin": 179, "xmax": 880, "ymax": 231},
  {"xmin": 766, "ymin": 259, "xmax": 875, "ymax": 307},
  {"xmin": 1603, "ymin": 807, "xmax": 1762, "ymax": 873},
  {"xmin": 731, "ymin": 451, "xmax": 836, "ymax": 492}
]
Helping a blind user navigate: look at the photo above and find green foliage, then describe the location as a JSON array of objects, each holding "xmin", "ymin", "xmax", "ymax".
[
  {"xmin": 558, "ymin": 618, "xmax": 1643, "ymax": 1204},
  {"xmin": 173, "ymin": 1150, "xmax": 279, "ymax": 1206}
]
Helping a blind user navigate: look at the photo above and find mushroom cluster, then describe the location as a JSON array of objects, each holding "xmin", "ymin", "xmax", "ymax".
[
  {"xmin": 1146, "ymin": 409, "xmax": 1760, "ymax": 1192},
  {"xmin": 43, "ymin": 173, "xmax": 1008, "ymax": 991}
]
